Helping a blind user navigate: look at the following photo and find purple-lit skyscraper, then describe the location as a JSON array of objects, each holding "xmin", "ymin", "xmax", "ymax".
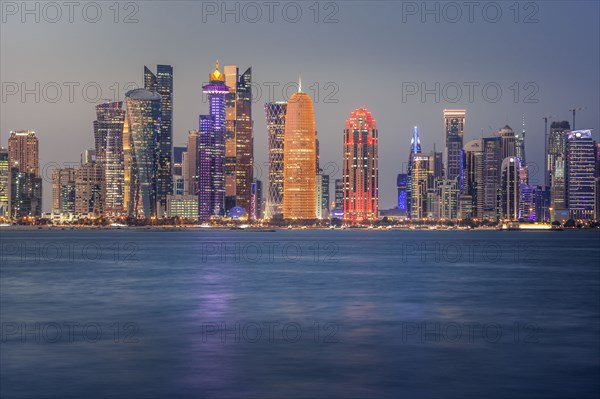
[{"xmin": 198, "ymin": 61, "xmax": 228, "ymax": 220}]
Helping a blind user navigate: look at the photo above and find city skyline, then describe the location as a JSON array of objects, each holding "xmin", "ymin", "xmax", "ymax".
[{"xmin": 2, "ymin": 2, "xmax": 598, "ymax": 211}]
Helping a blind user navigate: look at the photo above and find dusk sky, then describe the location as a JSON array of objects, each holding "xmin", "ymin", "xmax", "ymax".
[{"xmin": 2, "ymin": 0, "xmax": 599, "ymax": 210}]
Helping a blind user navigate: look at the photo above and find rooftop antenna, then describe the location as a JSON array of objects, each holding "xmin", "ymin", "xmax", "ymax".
[
  {"xmin": 298, "ymin": 75, "xmax": 302, "ymax": 93},
  {"xmin": 568, "ymin": 106, "xmax": 586, "ymax": 130}
]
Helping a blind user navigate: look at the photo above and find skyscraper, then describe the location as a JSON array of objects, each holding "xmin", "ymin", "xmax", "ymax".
[
  {"xmin": 334, "ymin": 178, "xmax": 344, "ymax": 211},
  {"xmin": 144, "ymin": 65, "xmax": 173, "ymax": 217},
  {"xmin": 264, "ymin": 101, "xmax": 287, "ymax": 219},
  {"xmin": 251, "ymin": 179, "xmax": 263, "ymax": 220},
  {"xmin": 75, "ymin": 162, "xmax": 103, "ymax": 215},
  {"xmin": 500, "ymin": 157, "xmax": 521, "ymax": 220},
  {"xmin": 0, "ymin": 148, "xmax": 8, "ymax": 217},
  {"xmin": 185, "ymin": 130, "xmax": 198, "ymax": 196},
  {"xmin": 443, "ymin": 109, "xmax": 466, "ymax": 190},
  {"xmin": 464, "ymin": 139, "xmax": 484, "ymax": 219},
  {"xmin": 224, "ymin": 65, "xmax": 253, "ymax": 215},
  {"xmin": 342, "ymin": 107, "xmax": 378, "ymax": 222},
  {"xmin": 7, "ymin": 130, "xmax": 39, "ymax": 175},
  {"xmin": 122, "ymin": 118, "xmax": 131, "ymax": 214},
  {"xmin": 198, "ymin": 62, "xmax": 228, "ymax": 220},
  {"xmin": 172, "ymin": 145, "xmax": 186, "ymax": 195},
  {"xmin": 546, "ymin": 121, "xmax": 570, "ymax": 187},
  {"xmin": 94, "ymin": 101, "xmax": 125, "ymax": 215},
  {"xmin": 125, "ymin": 88, "xmax": 161, "ymax": 218},
  {"xmin": 52, "ymin": 168, "xmax": 76, "ymax": 213},
  {"xmin": 406, "ymin": 126, "xmax": 421, "ymax": 217},
  {"xmin": 482, "ymin": 137, "xmax": 501, "ymax": 219},
  {"xmin": 397, "ymin": 173, "xmax": 408, "ymax": 215},
  {"xmin": 565, "ymin": 130, "xmax": 596, "ymax": 220},
  {"xmin": 499, "ymin": 125, "xmax": 516, "ymax": 161},
  {"xmin": 283, "ymin": 81, "xmax": 316, "ymax": 219}
]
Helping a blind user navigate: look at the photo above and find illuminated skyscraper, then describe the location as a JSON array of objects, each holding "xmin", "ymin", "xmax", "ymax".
[
  {"xmin": 397, "ymin": 173, "xmax": 408, "ymax": 214},
  {"xmin": 125, "ymin": 88, "xmax": 161, "ymax": 218},
  {"xmin": 145, "ymin": 65, "xmax": 173, "ymax": 217},
  {"xmin": 500, "ymin": 157, "xmax": 521, "ymax": 220},
  {"xmin": 406, "ymin": 126, "xmax": 421, "ymax": 217},
  {"xmin": 75, "ymin": 162, "xmax": 103, "ymax": 215},
  {"xmin": 184, "ymin": 130, "xmax": 198, "ymax": 196},
  {"xmin": 343, "ymin": 107, "xmax": 378, "ymax": 222},
  {"xmin": 464, "ymin": 139, "xmax": 484, "ymax": 219},
  {"xmin": 482, "ymin": 137, "xmax": 501, "ymax": 219},
  {"xmin": 52, "ymin": 168, "xmax": 76, "ymax": 213},
  {"xmin": 94, "ymin": 101, "xmax": 125, "ymax": 215},
  {"xmin": 443, "ymin": 109, "xmax": 465, "ymax": 190},
  {"xmin": 546, "ymin": 121, "xmax": 570, "ymax": 187},
  {"xmin": 122, "ymin": 119, "xmax": 131, "ymax": 214},
  {"xmin": 0, "ymin": 148, "xmax": 8, "ymax": 217},
  {"xmin": 565, "ymin": 130, "xmax": 596, "ymax": 220},
  {"xmin": 9, "ymin": 168, "xmax": 42, "ymax": 218},
  {"xmin": 224, "ymin": 65, "xmax": 253, "ymax": 215},
  {"xmin": 499, "ymin": 125, "xmax": 516, "ymax": 162},
  {"xmin": 8, "ymin": 130, "xmax": 39, "ymax": 175},
  {"xmin": 283, "ymin": 81, "xmax": 316, "ymax": 219},
  {"xmin": 198, "ymin": 62, "xmax": 228, "ymax": 220},
  {"xmin": 264, "ymin": 101, "xmax": 287, "ymax": 218},
  {"xmin": 334, "ymin": 178, "xmax": 343, "ymax": 211}
]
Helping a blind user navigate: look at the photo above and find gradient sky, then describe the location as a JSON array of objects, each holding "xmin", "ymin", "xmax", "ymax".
[{"xmin": 1, "ymin": 0, "xmax": 599, "ymax": 211}]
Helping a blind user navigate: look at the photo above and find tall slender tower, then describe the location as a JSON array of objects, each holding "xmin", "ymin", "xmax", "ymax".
[
  {"xmin": 8, "ymin": 130, "xmax": 39, "ymax": 175},
  {"xmin": 500, "ymin": 157, "xmax": 521, "ymax": 220},
  {"xmin": 7, "ymin": 130, "xmax": 41, "ymax": 218},
  {"xmin": 224, "ymin": 65, "xmax": 253, "ymax": 215},
  {"xmin": 264, "ymin": 101, "xmax": 287, "ymax": 218},
  {"xmin": 443, "ymin": 109, "xmax": 466, "ymax": 190},
  {"xmin": 198, "ymin": 61, "xmax": 228, "ymax": 220},
  {"xmin": 499, "ymin": 125, "xmax": 516, "ymax": 161},
  {"xmin": 94, "ymin": 101, "xmax": 125, "ymax": 215},
  {"xmin": 406, "ymin": 126, "xmax": 421, "ymax": 217},
  {"xmin": 283, "ymin": 79, "xmax": 316, "ymax": 219},
  {"xmin": 144, "ymin": 65, "xmax": 173, "ymax": 217},
  {"xmin": 125, "ymin": 89, "xmax": 161, "ymax": 218},
  {"xmin": 343, "ymin": 107, "xmax": 378, "ymax": 222}
]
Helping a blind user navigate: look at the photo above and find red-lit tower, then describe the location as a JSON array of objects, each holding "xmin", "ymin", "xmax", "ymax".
[{"xmin": 343, "ymin": 107, "xmax": 378, "ymax": 222}]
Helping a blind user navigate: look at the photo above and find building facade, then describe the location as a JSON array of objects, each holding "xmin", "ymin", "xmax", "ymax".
[{"xmin": 264, "ymin": 101, "xmax": 287, "ymax": 219}]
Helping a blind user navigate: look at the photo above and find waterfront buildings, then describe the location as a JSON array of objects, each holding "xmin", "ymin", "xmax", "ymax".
[
  {"xmin": 342, "ymin": 107, "xmax": 378, "ymax": 222},
  {"xmin": 500, "ymin": 157, "xmax": 521, "ymax": 220},
  {"xmin": 565, "ymin": 130, "xmax": 596, "ymax": 220},
  {"xmin": 443, "ymin": 109, "xmax": 465, "ymax": 191},
  {"xmin": 283, "ymin": 81, "xmax": 316, "ymax": 219},
  {"xmin": 264, "ymin": 101, "xmax": 287, "ymax": 219}
]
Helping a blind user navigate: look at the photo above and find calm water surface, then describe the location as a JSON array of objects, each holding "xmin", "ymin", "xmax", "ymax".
[{"xmin": 1, "ymin": 229, "xmax": 599, "ymax": 398}]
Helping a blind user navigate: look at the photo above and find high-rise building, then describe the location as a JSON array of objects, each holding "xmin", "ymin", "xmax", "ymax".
[
  {"xmin": 172, "ymin": 146, "xmax": 186, "ymax": 196},
  {"xmin": 224, "ymin": 65, "xmax": 253, "ymax": 215},
  {"xmin": 565, "ymin": 130, "xmax": 596, "ymax": 220},
  {"xmin": 283, "ymin": 81, "xmax": 316, "ymax": 219},
  {"xmin": 316, "ymin": 173, "xmax": 324, "ymax": 220},
  {"xmin": 438, "ymin": 179, "xmax": 459, "ymax": 220},
  {"xmin": 515, "ymin": 116, "xmax": 528, "ymax": 183},
  {"xmin": 125, "ymin": 88, "xmax": 161, "ymax": 218},
  {"xmin": 145, "ymin": 65, "xmax": 174, "ymax": 217},
  {"xmin": 519, "ymin": 183, "xmax": 536, "ymax": 221},
  {"xmin": 9, "ymin": 167, "xmax": 42, "ymax": 218},
  {"xmin": 464, "ymin": 139, "xmax": 484, "ymax": 219},
  {"xmin": 410, "ymin": 153, "xmax": 430, "ymax": 220},
  {"xmin": 75, "ymin": 162, "xmax": 103, "ymax": 215},
  {"xmin": 534, "ymin": 186, "xmax": 551, "ymax": 222},
  {"xmin": 0, "ymin": 148, "xmax": 8, "ymax": 217},
  {"xmin": 342, "ymin": 107, "xmax": 378, "ymax": 222},
  {"xmin": 264, "ymin": 101, "xmax": 287, "ymax": 219},
  {"xmin": 198, "ymin": 62, "xmax": 228, "ymax": 220},
  {"xmin": 443, "ymin": 109, "xmax": 466, "ymax": 190},
  {"xmin": 251, "ymin": 179, "xmax": 263, "ymax": 220},
  {"xmin": 499, "ymin": 125, "xmax": 516, "ymax": 161},
  {"xmin": 7, "ymin": 130, "xmax": 39, "ymax": 175},
  {"xmin": 551, "ymin": 156, "xmax": 567, "ymax": 215},
  {"xmin": 334, "ymin": 178, "xmax": 344, "ymax": 211},
  {"xmin": 500, "ymin": 157, "xmax": 521, "ymax": 220},
  {"xmin": 546, "ymin": 121, "xmax": 570, "ymax": 187},
  {"xmin": 184, "ymin": 131, "xmax": 198, "ymax": 196},
  {"xmin": 482, "ymin": 137, "xmax": 501, "ymax": 219},
  {"xmin": 406, "ymin": 126, "xmax": 421, "ymax": 216},
  {"xmin": 397, "ymin": 173, "xmax": 408, "ymax": 215},
  {"xmin": 94, "ymin": 101, "xmax": 125, "ymax": 215},
  {"xmin": 122, "ymin": 119, "xmax": 131, "ymax": 214},
  {"xmin": 320, "ymin": 173, "xmax": 330, "ymax": 216},
  {"xmin": 52, "ymin": 168, "xmax": 76, "ymax": 214}
]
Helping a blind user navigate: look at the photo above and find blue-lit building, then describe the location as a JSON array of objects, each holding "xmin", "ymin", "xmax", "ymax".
[
  {"xmin": 397, "ymin": 173, "xmax": 408, "ymax": 215},
  {"xmin": 198, "ymin": 61, "xmax": 228, "ymax": 220}
]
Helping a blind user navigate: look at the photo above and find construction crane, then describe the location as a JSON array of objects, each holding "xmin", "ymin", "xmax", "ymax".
[
  {"xmin": 542, "ymin": 115, "xmax": 557, "ymax": 187},
  {"xmin": 568, "ymin": 107, "xmax": 586, "ymax": 130}
]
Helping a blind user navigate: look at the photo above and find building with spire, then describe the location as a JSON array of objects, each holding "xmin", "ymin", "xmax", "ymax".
[
  {"xmin": 443, "ymin": 109, "xmax": 466, "ymax": 191},
  {"xmin": 198, "ymin": 61, "xmax": 228, "ymax": 220},
  {"xmin": 406, "ymin": 126, "xmax": 421, "ymax": 217},
  {"xmin": 342, "ymin": 107, "xmax": 378, "ymax": 222},
  {"xmin": 283, "ymin": 77, "xmax": 316, "ymax": 219}
]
